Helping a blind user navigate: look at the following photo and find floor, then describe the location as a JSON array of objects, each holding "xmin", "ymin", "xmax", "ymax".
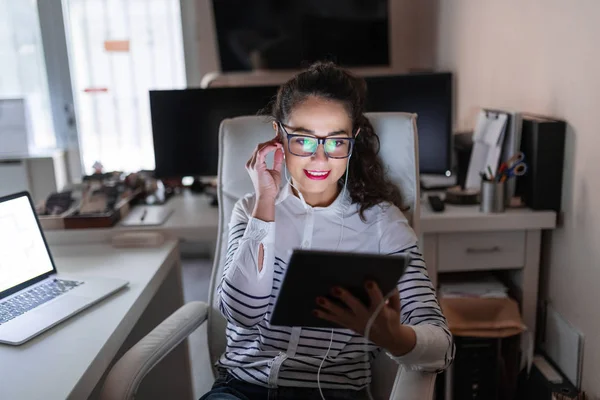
[
  {"xmin": 181, "ymin": 256, "xmax": 215, "ymax": 398},
  {"xmin": 181, "ymin": 257, "xmax": 213, "ymax": 303}
]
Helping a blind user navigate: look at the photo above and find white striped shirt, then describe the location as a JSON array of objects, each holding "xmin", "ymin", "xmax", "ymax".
[{"xmin": 217, "ymin": 183, "xmax": 453, "ymax": 390}]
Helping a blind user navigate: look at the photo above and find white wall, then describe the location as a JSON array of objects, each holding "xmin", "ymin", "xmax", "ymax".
[{"xmin": 436, "ymin": 1, "xmax": 600, "ymax": 396}]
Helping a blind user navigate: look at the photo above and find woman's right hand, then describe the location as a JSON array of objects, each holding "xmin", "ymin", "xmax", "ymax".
[{"xmin": 246, "ymin": 138, "xmax": 284, "ymax": 204}]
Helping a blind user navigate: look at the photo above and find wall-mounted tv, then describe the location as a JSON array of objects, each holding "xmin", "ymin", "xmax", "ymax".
[{"xmin": 212, "ymin": 0, "xmax": 389, "ymax": 72}]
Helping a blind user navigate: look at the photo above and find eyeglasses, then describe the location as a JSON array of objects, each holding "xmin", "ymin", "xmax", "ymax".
[{"xmin": 278, "ymin": 122, "xmax": 355, "ymax": 159}]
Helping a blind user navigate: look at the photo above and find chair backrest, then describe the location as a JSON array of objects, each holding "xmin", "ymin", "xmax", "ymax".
[{"xmin": 207, "ymin": 113, "xmax": 421, "ymax": 395}]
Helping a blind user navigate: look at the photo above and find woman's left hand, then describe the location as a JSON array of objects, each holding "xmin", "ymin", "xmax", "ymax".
[{"xmin": 314, "ymin": 282, "xmax": 416, "ymax": 357}]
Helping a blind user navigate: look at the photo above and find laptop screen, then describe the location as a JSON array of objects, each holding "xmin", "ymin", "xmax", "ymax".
[{"xmin": 0, "ymin": 195, "xmax": 55, "ymax": 294}]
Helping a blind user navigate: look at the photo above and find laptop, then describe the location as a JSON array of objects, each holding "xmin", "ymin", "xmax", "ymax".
[{"xmin": 0, "ymin": 191, "xmax": 128, "ymax": 345}]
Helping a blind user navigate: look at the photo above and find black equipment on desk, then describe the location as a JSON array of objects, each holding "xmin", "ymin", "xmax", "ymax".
[
  {"xmin": 427, "ymin": 195, "xmax": 445, "ymax": 212},
  {"xmin": 515, "ymin": 114, "xmax": 566, "ymax": 213},
  {"xmin": 150, "ymin": 85, "xmax": 278, "ymax": 178},
  {"xmin": 365, "ymin": 73, "xmax": 453, "ymax": 176},
  {"xmin": 150, "ymin": 73, "xmax": 453, "ymax": 179}
]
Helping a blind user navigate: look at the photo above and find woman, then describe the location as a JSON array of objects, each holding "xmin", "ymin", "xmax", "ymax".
[{"xmin": 202, "ymin": 62, "xmax": 453, "ymax": 400}]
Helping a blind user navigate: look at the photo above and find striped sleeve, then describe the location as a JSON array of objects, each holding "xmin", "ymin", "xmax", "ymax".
[
  {"xmin": 217, "ymin": 195, "xmax": 276, "ymax": 328},
  {"xmin": 378, "ymin": 204, "xmax": 454, "ymax": 372}
]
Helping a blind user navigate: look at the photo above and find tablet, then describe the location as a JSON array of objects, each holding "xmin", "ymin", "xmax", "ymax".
[{"xmin": 269, "ymin": 250, "xmax": 409, "ymax": 328}]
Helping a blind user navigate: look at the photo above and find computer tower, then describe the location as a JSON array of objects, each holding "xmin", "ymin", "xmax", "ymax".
[
  {"xmin": 516, "ymin": 115, "xmax": 566, "ymax": 212},
  {"xmin": 436, "ymin": 335, "xmax": 521, "ymax": 400}
]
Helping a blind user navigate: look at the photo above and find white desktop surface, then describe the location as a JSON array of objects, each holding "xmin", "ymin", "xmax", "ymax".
[
  {"xmin": 44, "ymin": 192, "xmax": 556, "ymax": 246},
  {"xmin": 44, "ymin": 191, "xmax": 219, "ymax": 247},
  {"xmin": 152, "ymin": 191, "xmax": 219, "ymax": 241},
  {"xmin": 0, "ymin": 239, "xmax": 179, "ymax": 400},
  {"xmin": 156, "ymin": 193, "xmax": 555, "ymax": 235},
  {"xmin": 420, "ymin": 203, "xmax": 556, "ymax": 233}
]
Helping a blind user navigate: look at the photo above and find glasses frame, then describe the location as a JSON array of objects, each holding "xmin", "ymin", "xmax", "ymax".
[{"xmin": 278, "ymin": 122, "xmax": 355, "ymax": 159}]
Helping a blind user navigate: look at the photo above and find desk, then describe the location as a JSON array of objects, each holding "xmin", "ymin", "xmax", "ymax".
[
  {"xmin": 45, "ymin": 193, "xmax": 556, "ymax": 341},
  {"xmin": 420, "ymin": 203, "xmax": 556, "ymax": 343},
  {"xmin": 41, "ymin": 192, "xmax": 556, "ymax": 393},
  {"xmin": 32, "ymin": 193, "xmax": 556, "ymax": 398},
  {"xmin": 420, "ymin": 203, "xmax": 556, "ymax": 400},
  {"xmin": 0, "ymin": 239, "xmax": 192, "ymax": 400},
  {"xmin": 45, "ymin": 191, "xmax": 218, "ymax": 247},
  {"xmin": 129, "ymin": 191, "xmax": 219, "ymax": 243}
]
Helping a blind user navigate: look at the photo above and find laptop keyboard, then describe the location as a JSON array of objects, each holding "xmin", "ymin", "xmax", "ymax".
[{"xmin": 0, "ymin": 279, "xmax": 84, "ymax": 325}]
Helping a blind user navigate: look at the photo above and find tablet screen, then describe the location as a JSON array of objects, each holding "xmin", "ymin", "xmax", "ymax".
[{"xmin": 270, "ymin": 250, "xmax": 409, "ymax": 328}]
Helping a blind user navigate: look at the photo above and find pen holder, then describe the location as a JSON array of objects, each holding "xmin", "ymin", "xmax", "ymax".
[{"xmin": 480, "ymin": 181, "xmax": 505, "ymax": 213}]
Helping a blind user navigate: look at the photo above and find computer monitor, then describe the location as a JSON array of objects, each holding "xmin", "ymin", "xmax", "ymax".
[
  {"xmin": 150, "ymin": 72, "xmax": 452, "ymax": 178},
  {"xmin": 364, "ymin": 73, "xmax": 453, "ymax": 175},
  {"xmin": 150, "ymin": 86, "xmax": 278, "ymax": 178}
]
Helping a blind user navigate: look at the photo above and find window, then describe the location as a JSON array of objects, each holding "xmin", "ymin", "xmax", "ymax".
[
  {"xmin": 64, "ymin": 0, "xmax": 186, "ymax": 173},
  {"xmin": 0, "ymin": 0, "xmax": 55, "ymax": 150}
]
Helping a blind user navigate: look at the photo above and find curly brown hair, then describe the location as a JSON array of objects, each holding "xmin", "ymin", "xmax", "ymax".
[{"xmin": 261, "ymin": 61, "xmax": 404, "ymax": 219}]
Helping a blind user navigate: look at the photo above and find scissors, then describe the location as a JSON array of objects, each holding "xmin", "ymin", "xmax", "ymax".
[
  {"xmin": 505, "ymin": 161, "xmax": 527, "ymax": 178},
  {"xmin": 505, "ymin": 151, "xmax": 525, "ymax": 167},
  {"xmin": 497, "ymin": 152, "xmax": 527, "ymax": 182}
]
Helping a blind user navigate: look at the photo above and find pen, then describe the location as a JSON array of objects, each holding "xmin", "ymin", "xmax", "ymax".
[
  {"xmin": 487, "ymin": 166, "xmax": 494, "ymax": 181},
  {"xmin": 496, "ymin": 163, "xmax": 507, "ymax": 182},
  {"xmin": 140, "ymin": 208, "xmax": 147, "ymax": 222}
]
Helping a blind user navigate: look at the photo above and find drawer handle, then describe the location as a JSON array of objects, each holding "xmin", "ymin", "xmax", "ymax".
[{"xmin": 466, "ymin": 246, "xmax": 501, "ymax": 254}]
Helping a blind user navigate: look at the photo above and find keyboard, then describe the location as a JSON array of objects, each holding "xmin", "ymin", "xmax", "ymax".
[{"xmin": 0, "ymin": 279, "xmax": 84, "ymax": 325}]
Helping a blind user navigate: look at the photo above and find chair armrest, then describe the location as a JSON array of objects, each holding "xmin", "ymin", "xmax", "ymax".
[
  {"xmin": 389, "ymin": 366, "xmax": 436, "ymax": 400},
  {"xmin": 100, "ymin": 301, "xmax": 209, "ymax": 400}
]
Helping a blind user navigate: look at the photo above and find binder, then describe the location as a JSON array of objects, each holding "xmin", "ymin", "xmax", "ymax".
[
  {"xmin": 515, "ymin": 114, "xmax": 566, "ymax": 212},
  {"xmin": 465, "ymin": 110, "xmax": 508, "ymax": 190},
  {"xmin": 464, "ymin": 109, "xmax": 523, "ymax": 202},
  {"xmin": 494, "ymin": 109, "xmax": 523, "ymax": 202}
]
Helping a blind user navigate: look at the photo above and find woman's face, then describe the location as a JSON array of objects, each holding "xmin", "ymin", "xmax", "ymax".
[{"xmin": 276, "ymin": 96, "xmax": 353, "ymax": 199}]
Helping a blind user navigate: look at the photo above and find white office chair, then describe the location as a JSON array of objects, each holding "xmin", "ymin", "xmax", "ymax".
[{"xmin": 100, "ymin": 113, "xmax": 436, "ymax": 400}]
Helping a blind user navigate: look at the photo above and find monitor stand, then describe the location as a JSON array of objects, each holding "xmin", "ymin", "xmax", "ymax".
[
  {"xmin": 190, "ymin": 179, "xmax": 206, "ymax": 194},
  {"xmin": 188, "ymin": 177, "xmax": 218, "ymax": 207},
  {"xmin": 420, "ymin": 173, "xmax": 457, "ymax": 191}
]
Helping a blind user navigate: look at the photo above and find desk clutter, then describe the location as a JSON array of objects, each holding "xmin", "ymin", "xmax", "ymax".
[
  {"xmin": 439, "ymin": 277, "xmax": 508, "ymax": 299},
  {"xmin": 36, "ymin": 171, "xmax": 153, "ymax": 229},
  {"xmin": 439, "ymin": 277, "xmax": 524, "ymax": 338},
  {"xmin": 432, "ymin": 110, "xmax": 566, "ymax": 216}
]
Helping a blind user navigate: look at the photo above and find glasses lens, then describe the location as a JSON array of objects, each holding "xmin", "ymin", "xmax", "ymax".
[
  {"xmin": 324, "ymin": 138, "xmax": 351, "ymax": 158},
  {"xmin": 289, "ymin": 136, "xmax": 318, "ymax": 156}
]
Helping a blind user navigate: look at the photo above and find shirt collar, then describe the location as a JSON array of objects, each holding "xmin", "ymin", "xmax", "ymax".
[{"xmin": 276, "ymin": 181, "xmax": 352, "ymax": 214}]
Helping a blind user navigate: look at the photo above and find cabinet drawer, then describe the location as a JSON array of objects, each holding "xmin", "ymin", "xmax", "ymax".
[{"xmin": 438, "ymin": 231, "xmax": 525, "ymax": 272}]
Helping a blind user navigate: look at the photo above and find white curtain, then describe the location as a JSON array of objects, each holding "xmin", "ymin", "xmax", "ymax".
[{"xmin": 65, "ymin": 0, "xmax": 186, "ymax": 174}]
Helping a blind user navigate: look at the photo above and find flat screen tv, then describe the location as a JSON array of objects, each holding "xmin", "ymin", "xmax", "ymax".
[{"xmin": 212, "ymin": 0, "xmax": 390, "ymax": 72}]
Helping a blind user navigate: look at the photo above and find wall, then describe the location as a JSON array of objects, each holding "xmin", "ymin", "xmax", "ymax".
[
  {"xmin": 181, "ymin": 0, "xmax": 439, "ymax": 87},
  {"xmin": 436, "ymin": 0, "xmax": 600, "ymax": 396}
]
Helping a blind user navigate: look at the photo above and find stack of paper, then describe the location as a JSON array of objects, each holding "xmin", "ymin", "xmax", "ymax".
[{"xmin": 439, "ymin": 277, "xmax": 508, "ymax": 298}]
